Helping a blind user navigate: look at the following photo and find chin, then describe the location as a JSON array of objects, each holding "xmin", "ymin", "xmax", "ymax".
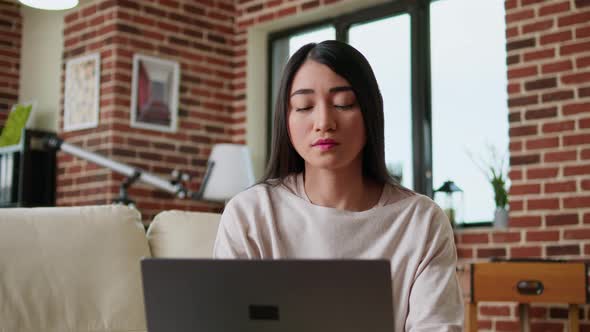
[{"xmin": 306, "ymin": 157, "xmax": 357, "ymax": 171}]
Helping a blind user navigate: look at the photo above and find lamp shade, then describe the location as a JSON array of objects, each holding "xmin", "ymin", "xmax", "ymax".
[
  {"xmin": 19, "ymin": 0, "xmax": 79, "ymax": 10},
  {"xmin": 202, "ymin": 144, "xmax": 255, "ymax": 202},
  {"xmin": 434, "ymin": 180, "xmax": 463, "ymax": 193}
]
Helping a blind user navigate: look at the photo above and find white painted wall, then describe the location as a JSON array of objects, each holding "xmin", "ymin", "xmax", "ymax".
[
  {"xmin": 18, "ymin": 1, "xmax": 93, "ymax": 132},
  {"xmin": 18, "ymin": 5, "xmax": 66, "ymax": 132}
]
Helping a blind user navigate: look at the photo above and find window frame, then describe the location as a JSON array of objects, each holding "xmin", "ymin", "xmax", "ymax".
[{"xmin": 266, "ymin": 0, "xmax": 436, "ymax": 198}]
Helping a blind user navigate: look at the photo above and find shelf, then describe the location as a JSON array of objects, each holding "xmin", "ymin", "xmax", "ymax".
[{"xmin": 0, "ymin": 129, "xmax": 56, "ymax": 207}]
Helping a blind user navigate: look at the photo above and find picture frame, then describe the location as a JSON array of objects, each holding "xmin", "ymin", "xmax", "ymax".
[
  {"xmin": 64, "ymin": 53, "xmax": 100, "ymax": 131},
  {"xmin": 130, "ymin": 54, "xmax": 180, "ymax": 133}
]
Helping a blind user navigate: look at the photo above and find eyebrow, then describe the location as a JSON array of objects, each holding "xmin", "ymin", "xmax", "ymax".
[{"xmin": 290, "ymin": 86, "xmax": 353, "ymax": 97}]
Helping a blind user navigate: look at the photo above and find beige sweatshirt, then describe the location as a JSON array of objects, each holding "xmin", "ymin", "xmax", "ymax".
[{"xmin": 214, "ymin": 173, "xmax": 464, "ymax": 332}]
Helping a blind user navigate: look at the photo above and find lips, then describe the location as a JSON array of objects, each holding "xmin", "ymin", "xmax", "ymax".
[{"xmin": 312, "ymin": 138, "xmax": 339, "ymax": 151}]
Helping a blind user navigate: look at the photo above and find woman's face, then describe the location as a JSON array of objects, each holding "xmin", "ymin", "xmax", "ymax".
[{"xmin": 287, "ymin": 60, "xmax": 366, "ymax": 172}]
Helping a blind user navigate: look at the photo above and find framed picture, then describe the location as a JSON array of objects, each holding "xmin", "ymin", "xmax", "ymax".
[
  {"xmin": 64, "ymin": 53, "xmax": 100, "ymax": 131},
  {"xmin": 130, "ymin": 54, "xmax": 179, "ymax": 132}
]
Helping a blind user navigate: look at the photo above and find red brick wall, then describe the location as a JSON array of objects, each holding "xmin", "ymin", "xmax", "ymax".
[
  {"xmin": 57, "ymin": 0, "xmax": 341, "ymax": 220},
  {"xmin": 454, "ymin": 0, "xmax": 590, "ymax": 331},
  {"xmin": 0, "ymin": 0, "xmax": 21, "ymax": 125},
  {"xmin": 58, "ymin": 0, "xmax": 236, "ymax": 220}
]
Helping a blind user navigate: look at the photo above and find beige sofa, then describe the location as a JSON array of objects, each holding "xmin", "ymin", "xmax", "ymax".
[{"xmin": 0, "ymin": 205, "xmax": 221, "ymax": 332}]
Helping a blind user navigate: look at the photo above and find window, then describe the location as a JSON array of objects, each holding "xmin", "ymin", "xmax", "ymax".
[
  {"xmin": 268, "ymin": 0, "xmax": 508, "ymax": 225},
  {"xmin": 430, "ymin": 0, "xmax": 509, "ymax": 223},
  {"xmin": 349, "ymin": 15, "xmax": 413, "ymax": 189}
]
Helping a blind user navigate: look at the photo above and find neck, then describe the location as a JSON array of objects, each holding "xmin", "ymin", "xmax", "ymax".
[{"xmin": 303, "ymin": 163, "xmax": 381, "ymax": 212}]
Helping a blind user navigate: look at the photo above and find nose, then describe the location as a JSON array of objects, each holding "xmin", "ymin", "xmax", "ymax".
[{"xmin": 313, "ymin": 102, "xmax": 336, "ymax": 132}]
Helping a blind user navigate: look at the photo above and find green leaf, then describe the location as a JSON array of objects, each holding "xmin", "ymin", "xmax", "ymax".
[{"xmin": 0, "ymin": 104, "xmax": 32, "ymax": 147}]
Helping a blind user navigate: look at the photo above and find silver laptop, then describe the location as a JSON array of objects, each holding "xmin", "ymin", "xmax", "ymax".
[{"xmin": 141, "ymin": 258, "xmax": 394, "ymax": 332}]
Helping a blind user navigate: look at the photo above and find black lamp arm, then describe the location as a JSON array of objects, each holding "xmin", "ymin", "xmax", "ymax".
[{"xmin": 191, "ymin": 161, "xmax": 215, "ymax": 200}]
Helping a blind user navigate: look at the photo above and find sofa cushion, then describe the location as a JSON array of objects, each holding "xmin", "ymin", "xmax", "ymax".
[
  {"xmin": 0, "ymin": 205, "xmax": 150, "ymax": 332},
  {"xmin": 147, "ymin": 210, "xmax": 221, "ymax": 258}
]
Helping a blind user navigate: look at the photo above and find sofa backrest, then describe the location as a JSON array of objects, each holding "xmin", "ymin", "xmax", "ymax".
[
  {"xmin": 147, "ymin": 210, "xmax": 221, "ymax": 258},
  {"xmin": 0, "ymin": 205, "xmax": 150, "ymax": 332}
]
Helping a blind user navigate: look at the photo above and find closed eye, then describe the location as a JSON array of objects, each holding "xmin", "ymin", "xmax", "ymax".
[
  {"xmin": 334, "ymin": 104, "xmax": 355, "ymax": 110},
  {"xmin": 295, "ymin": 106, "xmax": 313, "ymax": 112}
]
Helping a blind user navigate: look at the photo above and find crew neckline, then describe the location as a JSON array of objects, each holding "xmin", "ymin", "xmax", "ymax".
[{"xmin": 294, "ymin": 173, "xmax": 389, "ymax": 212}]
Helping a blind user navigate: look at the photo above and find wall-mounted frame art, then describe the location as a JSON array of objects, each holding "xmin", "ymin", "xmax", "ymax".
[
  {"xmin": 64, "ymin": 53, "xmax": 100, "ymax": 131},
  {"xmin": 130, "ymin": 54, "xmax": 180, "ymax": 133}
]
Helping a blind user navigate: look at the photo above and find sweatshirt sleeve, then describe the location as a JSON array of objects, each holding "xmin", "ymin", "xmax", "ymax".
[
  {"xmin": 213, "ymin": 197, "xmax": 261, "ymax": 259},
  {"xmin": 405, "ymin": 207, "xmax": 464, "ymax": 332}
]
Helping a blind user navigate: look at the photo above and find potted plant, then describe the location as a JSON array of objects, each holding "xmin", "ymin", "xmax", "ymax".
[
  {"xmin": 490, "ymin": 163, "xmax": 509, "ymax": 228},
  {"xmin": 468, "ymin": 145, "xmax": 509, "ymax": 228}
]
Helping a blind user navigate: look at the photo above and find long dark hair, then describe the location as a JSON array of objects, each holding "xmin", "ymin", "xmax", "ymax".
[{"xmin": 260, "ymin": 40, "xmax": 403, "ymax": 190}]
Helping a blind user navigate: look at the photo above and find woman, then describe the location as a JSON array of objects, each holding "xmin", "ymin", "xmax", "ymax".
[{"xmin": 214, "ymin": 40, "xmax": 463, "ymax": 331}]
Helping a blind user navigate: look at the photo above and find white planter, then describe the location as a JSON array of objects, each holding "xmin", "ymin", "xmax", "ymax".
[{"xmin": 494, "ymin": 207, "xmax": 509, "ymax": 229}]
